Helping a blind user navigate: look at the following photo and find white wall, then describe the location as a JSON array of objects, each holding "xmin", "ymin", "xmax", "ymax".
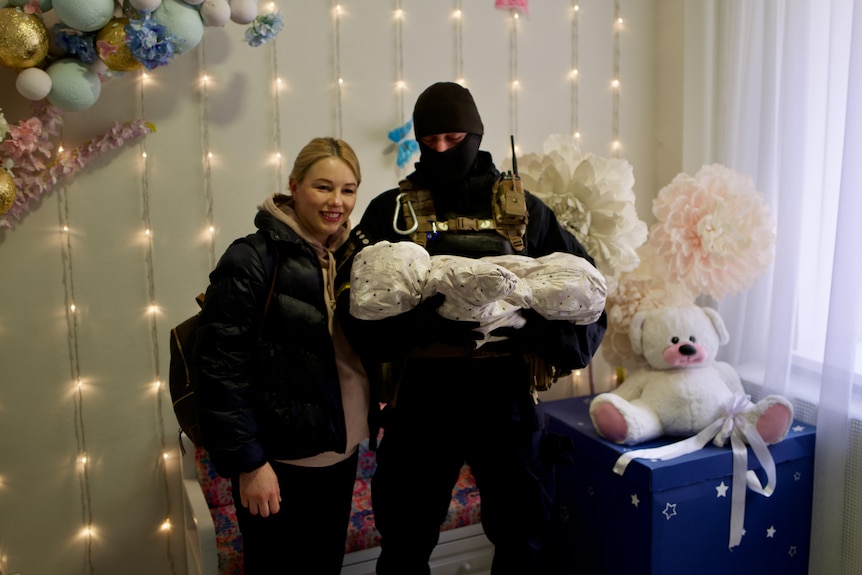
[{"xmin": 0, "ymin": 1, "xmax": 702, "ymax": 573}]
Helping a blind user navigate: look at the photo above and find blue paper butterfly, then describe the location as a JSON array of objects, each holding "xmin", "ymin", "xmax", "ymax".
[{"xmin": 388, "ymin": 119, "xmax": 419, "ymax": 169}]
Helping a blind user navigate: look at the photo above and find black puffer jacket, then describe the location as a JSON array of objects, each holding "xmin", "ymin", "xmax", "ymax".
[{"xmin": 195, "ymin": 212, "xmax": 347, "ymax": 478}]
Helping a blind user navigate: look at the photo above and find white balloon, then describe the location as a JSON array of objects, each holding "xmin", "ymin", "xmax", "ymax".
[{"xmin": 16, "ymin": 68, "xmax": 53, "ymax": 101}]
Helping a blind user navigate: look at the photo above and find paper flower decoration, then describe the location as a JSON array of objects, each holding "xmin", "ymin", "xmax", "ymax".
[
  {"xmin": 244, "ymin": 11, "xmax": 284, "ymax": 47},
  {"xmin": 502, "ymin": 134, "xmax": 648, "ymax": 294},
  {"xmin": 387, "ymin": 119, "xmax": 419, "ymax": 170},
  {"xmin": 601, "ymin": 243, "xmax": 697, "ymax": 369},
  {"xmin": 649, "ymin": 164, "xmax": 775, "ymax": 301},
  {"xmin": 0, "ymin": 102, "xmax": 155, "ymax": 230}
]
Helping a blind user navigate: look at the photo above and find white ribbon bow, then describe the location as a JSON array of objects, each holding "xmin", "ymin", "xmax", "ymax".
[{"xmin": 611, "ymin": 394, "xmax": 777, "ymax": 548}]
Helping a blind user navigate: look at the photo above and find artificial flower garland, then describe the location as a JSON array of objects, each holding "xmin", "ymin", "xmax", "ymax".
[{"xmin": 0, "ymin": 103, "xmax": 155, "ymax": 230}]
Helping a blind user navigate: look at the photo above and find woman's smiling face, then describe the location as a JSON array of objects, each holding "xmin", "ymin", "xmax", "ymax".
[{"xmin": 289, "ymin": 156, "xmax": 358, "ymax": 245}]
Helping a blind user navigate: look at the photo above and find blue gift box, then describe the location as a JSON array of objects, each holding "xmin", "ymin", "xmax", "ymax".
[{"xmin": 541, "ymin": 395, "xmax": 815, "ymax": 575}]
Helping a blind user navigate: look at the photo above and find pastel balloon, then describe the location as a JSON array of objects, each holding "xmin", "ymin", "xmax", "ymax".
[
  {"xmin": 46, "ymin": 58, "xmax": 102, "ymax": 112},
  {"xmin": 52, "ymin": 0, "xmax": 115, "ymax": 32},
  {"xmin": 200, "ymin": 0, "xmax": 230, "ymax": 27},
  {"xmin": 229, "ymin": 0, "xmax": 258, "ymax": 25},
  {"xmin": 152, "ymin": 0, "xmax": 204, "ymax": 54},
  {"xmin": 128, "ymin": 0, "xmax": 163, "ymax": 12},
  {"xmin": 16, "ymin": 67, "xmax": 52, "ymax": 100}
]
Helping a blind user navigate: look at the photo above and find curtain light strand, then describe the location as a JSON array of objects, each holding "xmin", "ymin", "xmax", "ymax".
[
  {"xmin": 612, "ymin": 0, "xmax": 621, "ymax": 157},
  {"xmin": 571, "ymin": 1, "xmax": 580, "ymax": 140},
  {"xmin": 57, "ymin": 174, "xmax": 94, "ymax": 575},
  {"xmin": 271, "ymin": 32, "xmax": 283, "ymax": 194},
  {"xmin": 198, "ymin": 36, "xmax": 216, "ymax": 269},
  {"xmin": 333, "ymin": 1, "xmax": 344, "ymax": 140},
  {"xmin": 138, "ymin": 67, "xmax": 179, "ymax": 575},
  {"xmin": 509, "ymin": 10, "xmax": 519, "ymax": 142},
  {"xmin": 454, "ymin": 0, "xmax": 464, "ymax": 82}
]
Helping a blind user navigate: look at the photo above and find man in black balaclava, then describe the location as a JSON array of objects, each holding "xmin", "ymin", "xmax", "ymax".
[
  {"xmin": 335, "ymin": 81, "xmax": 607, "ymax": 575},
  {"xmin": 412, "ymin": 81, "xmax": 484, "ymax": 185}
]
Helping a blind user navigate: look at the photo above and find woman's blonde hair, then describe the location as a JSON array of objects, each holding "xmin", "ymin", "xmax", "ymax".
[{"xmin": 289, "ymin": 137, "xmax": 361, "ymax": 186}]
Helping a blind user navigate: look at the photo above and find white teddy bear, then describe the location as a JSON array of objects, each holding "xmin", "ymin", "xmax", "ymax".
[
  {"xmin": 348, "ymin": 241, "xmax": 607, "ymax": 346},
  {"xmin": 589, "ymin": 304, "xmax": 793, "ymax": 446}
]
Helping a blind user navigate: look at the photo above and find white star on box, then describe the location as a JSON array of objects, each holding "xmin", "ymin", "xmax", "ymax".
[
  {"xmin": 662, "ymin": 502, "xmax": 677, "ymax": 520},
  {"xmin": 767, "ymin": 525, "xmax": 777, "ymax": 538},
  {"xmin": 631, "ymin": 494, "xmax": 640, "ymax": 507},
  {"xmin": 715, "ymin": 481, "xmax": 729, "ymax": 497}
]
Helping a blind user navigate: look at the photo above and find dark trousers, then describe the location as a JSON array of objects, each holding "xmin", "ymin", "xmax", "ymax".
[
  {"xmin": 232, "ymin": 450, "xmax": 359, "ymax": 575},
  {"xmin": 372, "ymin": 355, "xmax": 555, "ymax": 575}
]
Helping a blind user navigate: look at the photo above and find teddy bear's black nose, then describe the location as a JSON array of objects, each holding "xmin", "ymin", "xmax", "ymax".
[{"xmin": 679, "ymin": 344, "xmax": 697, "ymax": 356}]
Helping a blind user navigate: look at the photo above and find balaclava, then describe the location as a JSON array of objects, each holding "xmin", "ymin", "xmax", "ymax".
[{"xmin": 412, "ymin": 82, "xmax": 484, "ymax": 186}]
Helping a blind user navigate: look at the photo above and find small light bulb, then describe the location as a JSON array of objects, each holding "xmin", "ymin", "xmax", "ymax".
[
  {"xmin": 155, "ymin": 379, "xmax": 162, "ymax": 388},
  {"xmin": 161, "ymin": 519, "xmax": 172, "ymax": 531},
  {"xmin": 570, "ymin": 68, "xmax": 579, "ymax": 78},
  {"xmin": 207, "ymin": 152, "xmax": 213, "ymax": 159},
  {"xmin": 394, "ymin": 9, "xmax": 403, "ymax": 19},
  {"xmin": 612, "ymin": 79, "xmax": 620, "ymax": 88},
  {"xmin": 612, "ymin": 140, "xmax": 621, "ymax": 151},
  {"xmin": 453, "ymin": 9, "xmax": 462, "ymax": 19},
  {"xmin": 142, "ymin": 151, "xmax": 147, "ymax": 158},
  {"xmin": 338, "ymin": 77, "xmax": 344, "ymax": 85},
  {"xmin": 145, "ymin": 228, "xmax": 151, "ymax": 236},
  {"xmin": 574, "ymin": 131, "xmax": 581, "ymax": 139},
  {"xmin": 208, "ymin": 226, "xmax": 215, "ymax": 234},
  {"xmin": 70, "ymin": 303, "xmax": 77, "ymax": 313},
  {"xmin": 162, "ymin": 451, "xmax": 169, "ymax": 460}
]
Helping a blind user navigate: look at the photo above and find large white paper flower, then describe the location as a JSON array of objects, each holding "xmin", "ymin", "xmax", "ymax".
[
  {"xmin": 503, "ymin": 134, "xmax": 647, "ymax": 293},
  {"xmin": 650, "ymin": 164, "xmax": 775, "ymax": 300}
]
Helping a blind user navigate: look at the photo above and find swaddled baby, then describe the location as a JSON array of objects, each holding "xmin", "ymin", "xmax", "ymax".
[{"xmin": 349, "ymin": 240, "xmax": 606, "ymax": 346}]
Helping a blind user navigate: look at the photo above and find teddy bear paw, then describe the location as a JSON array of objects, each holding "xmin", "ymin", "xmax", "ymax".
[
  {"xmin": 591, "ymin": 401, "xmax": 629, "ymax": 443},
  {"xmin": 753, "ymin": 395, "xmax": 794, "ymax": 444}
]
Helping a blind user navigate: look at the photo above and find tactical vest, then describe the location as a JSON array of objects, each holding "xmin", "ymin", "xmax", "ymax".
[{"xmin": 393, "ymin": 172, "xmax": 528, "ymax": 253}]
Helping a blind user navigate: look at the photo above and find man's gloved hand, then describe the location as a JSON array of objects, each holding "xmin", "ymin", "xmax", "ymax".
[
  {"xmin": 407, "ymin": 294, "xmax": 484, "ymax": 349},
  {"xmin": 337, "ymin": 290, "xmax": 482, "ymax": 360},
  {"xmin": 486, "ymin": 309, "xmax": 572, "ymax": 366}
]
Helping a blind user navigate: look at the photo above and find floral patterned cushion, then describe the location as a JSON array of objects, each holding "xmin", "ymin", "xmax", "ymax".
[{"xmin": 194, "ymin": 439, "xmax": 482, "ymax": 572}]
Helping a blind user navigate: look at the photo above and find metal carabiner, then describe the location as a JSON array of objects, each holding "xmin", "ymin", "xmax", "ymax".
[{"xmin": 393, "ymin": 192, "xmax": 419, "ymax": 235}]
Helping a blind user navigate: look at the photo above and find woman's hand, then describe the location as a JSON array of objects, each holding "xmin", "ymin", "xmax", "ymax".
[{"xmin": 239, "ymin": 462, "xmax": 282, "ymax": 517}]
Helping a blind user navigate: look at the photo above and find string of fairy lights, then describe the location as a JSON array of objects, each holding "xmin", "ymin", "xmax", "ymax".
[
  {"xmin": 333, "ymin": 2, "xmax": 345, "ymax": 140},
  {"xmin": 507, "ymin": 9, "xmax": 521, "ymax": 146},
  {"xmin": 58, "ymin": 176, "xmax": 95, "ymax": 573},
  {"xmin": 138, "ymin": 66, "xmax": 179, "ymax": 573},
  {"xmin": 571, "ymin": 1, "xmax": 580, "ymax": 140},
  {"xmin": 454, "ymin": 1, "xmax": 464, "ymax": 83}
]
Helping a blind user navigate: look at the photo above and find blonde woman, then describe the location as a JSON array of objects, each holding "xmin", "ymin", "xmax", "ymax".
[{"xmin": 195, "ymin": 137, "xmax": 370, "ymax": 574}]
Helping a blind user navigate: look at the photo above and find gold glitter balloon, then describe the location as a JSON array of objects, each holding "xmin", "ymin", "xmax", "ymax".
[
  {"xmin": 0, "ymin": 7, "xmax": 49, "ymax": 70},
  {"xmin": 0, "ymin": 169, "xmax": 17, "ymax": 217},
  {"xmin": 97, "ymin": 18, "xmax": 142, "ymax": 72}
]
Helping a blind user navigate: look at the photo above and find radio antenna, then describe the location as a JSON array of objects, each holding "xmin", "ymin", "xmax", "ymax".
[{"xmin": 510, "ymin": 135, "xmax": 518, "ymax": 176}]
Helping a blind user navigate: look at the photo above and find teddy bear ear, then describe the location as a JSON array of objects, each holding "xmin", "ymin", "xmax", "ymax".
[
  {"xmin": 629, "ymin": 310, "xmax": 648, "ymax": 355},
  {"xmin": 701, "ymin": 306, "xmax": 730, "ymax": 345}
]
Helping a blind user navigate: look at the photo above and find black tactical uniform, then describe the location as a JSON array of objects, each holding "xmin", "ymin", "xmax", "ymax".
[{"xmin": 335, "ymin": 82, "xmax": 606, "ymax": 575}]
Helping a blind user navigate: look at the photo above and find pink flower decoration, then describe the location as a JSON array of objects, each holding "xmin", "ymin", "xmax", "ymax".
[
  {"xmin": 0, "ymin": 103, "xmax": 155, "ymax": 230},
  {"xmin": 649, "ymin": 164, "xmax": 775, "ymax": 301},
  {"xmin": 495, "ymin": 0, "xmax": 529, "ymax": 16}
]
